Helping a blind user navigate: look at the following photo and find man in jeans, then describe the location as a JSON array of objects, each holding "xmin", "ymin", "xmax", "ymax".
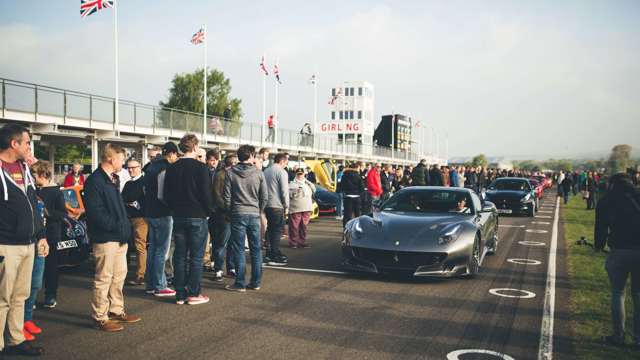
[
  {"xmin": 595, "ymin": 173, "xmax": 640, "ymax": 349},
  {"xmin": 263, "ymin": 153, "xmax": 290, "ymax": 266},
  {"xmin": 0, "ymin": 124, "xmax": 47, "ymax": 355},
  {"xmin": 143, "ymin": 142, "xmax": 178, "ymax": 297},
  {"xmin": 223, "ymin": 145, "xmax": 268, "ymax": 292},
  {"xmin": 84, "ymin": 143, "xmax": 140, "ymax": 332},
  {"xmin": 211, "ymin": 153, "xmax": 238, "ymax": 281},
  {"xmin": 164, "ymin": 134, "xmax": 214, "ymax": 305}
]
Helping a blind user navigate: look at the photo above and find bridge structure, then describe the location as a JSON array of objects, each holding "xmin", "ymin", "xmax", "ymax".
[{"xmin": 0, "ymin": 77, "xmax": 446, "ymax": 170}]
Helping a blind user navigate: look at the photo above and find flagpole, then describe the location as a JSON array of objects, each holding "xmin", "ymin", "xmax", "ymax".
[
  {"xmin": 274, "ymin": 58, "xmax": 279, "ymax": 146},
  {"xmin": 114, "ymin": 0, "xmax": 119, "ymax": 136},
  {"xmin": 312, "ymin": 75, "xmax": 317, "ymax": 150},
  {"xmin": 261, "ymin": 54, "xmax": 266, "ymax": 145},
  {"xmin": 203, "ymin": 24, "xmax": 207, "ymax": 144}
]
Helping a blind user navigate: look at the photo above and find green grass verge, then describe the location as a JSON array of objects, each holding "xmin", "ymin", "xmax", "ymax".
[{"xmin": 563, "ymin": 193, "xmax": 639, "ymax": 359}]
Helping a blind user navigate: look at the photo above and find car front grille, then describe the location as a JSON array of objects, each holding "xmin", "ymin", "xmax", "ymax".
[{"xmin": 352, "ymin": 247, "xmax": 446, "ymax": 270}]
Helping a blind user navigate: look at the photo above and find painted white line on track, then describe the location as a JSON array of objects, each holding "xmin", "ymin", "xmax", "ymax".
[
  {"xmin": 519, "ymin": 241, "xmax": 546, "ymax": 246},
  {"xmin": 508, "ymin": 258, "xmax": 542, "ymax": 265},
  {"xmin": 447, "ymin": 349, "xmax": 515, "ymax": 360},
  {"xmin": 489, "ymin": 288, "xmax": 536, "ymax": 299},
  {"xmin": 498, "ymin": 224, "xmax": 526, "ymax": 228},
  {"xmin": 262, "ymin": 265, "xmax": 348, "ymax": 275},
  {"xmin": 532, "ymin": 221, "xmax": 551, "ymax": 225},
  {"xmin": 538, "ymin": 196, "xmax": 560, "ymax": 360},
  {"xmin": 526, "ymin": 229, "xmax": 549, "ymax": 234}
]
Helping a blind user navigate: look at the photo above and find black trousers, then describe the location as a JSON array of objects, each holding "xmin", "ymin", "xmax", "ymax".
[
  {"xmin": 265, "ymin": 207, "xmax": 285, "ymax": 257},
  {"xmin": 343, "ymin": 196, "xmax": 362, "ymax": 228}
]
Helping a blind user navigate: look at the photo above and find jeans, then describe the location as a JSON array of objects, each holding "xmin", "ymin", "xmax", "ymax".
[
  {"xmin": 212, "ymin": 213, "xmax": 234, "ymax": 273},
  {"xmin": 145, "ymin": 216, "xmax": 173, "ymax": 291},
  {"xmin": 265, "ymin": 207, "xmax": 285, "ymax": 258},
  {"xmin": 336, "ymin": 192, "xmax": 343, "ymax": 217},
  {"xmin": 24, "ymin": 255, "xmax": 45, "ymax": 322},
  {"xmin": 172, "ymin": 217, "xmax": 208, "ymax": 300},
  {"xmin": 605, "ymin": 249, "xmax": 640, "ymax": 340},
  {"xmin": 229, "ymin": 214, "xmax": 262, "ymax": 289},
  {"xmin": 343, "ymin": 196, "xmax": 362, "ymax": 227}
]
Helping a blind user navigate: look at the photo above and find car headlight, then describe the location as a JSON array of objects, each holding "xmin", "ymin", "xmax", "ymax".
[
  {"xmin": 438, "ymin": 224, "xmax": 462, "ymax": 245},
  {"xmin": 521, "ymin": 193, "xmax": 531, "ymax": 202}
]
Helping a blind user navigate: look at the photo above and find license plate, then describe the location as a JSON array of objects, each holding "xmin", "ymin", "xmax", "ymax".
[
  {"xmin": 57, "ymin": 240, "xmax": 78, "ymax": 250},
  {"xmin": 497, "ymin": 209, "xmax": 512, "ymax": 214}
]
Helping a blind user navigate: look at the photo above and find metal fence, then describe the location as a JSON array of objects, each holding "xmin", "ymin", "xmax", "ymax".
[{"xmin": 1, "ymin": 77, "xmax": 428, "ymax": 163}]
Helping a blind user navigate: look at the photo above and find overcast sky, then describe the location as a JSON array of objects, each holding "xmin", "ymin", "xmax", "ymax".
[{"xmin": 1, "ymin": 0, "xmax": 639, "ymax": 158}]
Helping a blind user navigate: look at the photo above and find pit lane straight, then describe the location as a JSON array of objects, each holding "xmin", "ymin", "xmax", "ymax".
[{"xmin": 11, "ymin": 196, "xmax": 574, "ymax": 360}]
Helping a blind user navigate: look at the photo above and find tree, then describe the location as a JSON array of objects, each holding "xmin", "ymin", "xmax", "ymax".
[
  {"xmin": 159, "ymin": 68, "xmax": 243, "ymax": 136},
  {"xmin": 471, "ymin": 154, "xmax": 488, "ymax": 168},
  {"xmin": 607, "ymin": 144, "xmax": 632, "ymax": 174}
]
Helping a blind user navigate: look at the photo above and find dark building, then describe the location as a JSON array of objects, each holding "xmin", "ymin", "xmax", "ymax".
[{"xmin": 373, "ymin": 114, "xmax": 412, "ymax": 151}]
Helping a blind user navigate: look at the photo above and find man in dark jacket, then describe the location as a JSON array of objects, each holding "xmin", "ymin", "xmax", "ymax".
[
  {"xmin": 411, "ymin": 160, "xmax": 429, "ymax": 186},
  {"xmin": 595, "ymin": 173, "xmax": 640, "ymax": 349},
  {"xmin": 337, "ymin": 163, "xmax": 365, "ymax": 227},
  {"xmin": 121, "ymin": 159, "xmax": 147, "ymax": 285},
  {"xmin": 164, "ymin": 134, "xmax": 215, "ymax": 305},
  {"xmin": 84, "ymin": 143, "xmax": 140, "ymax": 332},
  {"xmin": 143, "ymin": 142, "xmax": 178, "ymax": 297},
  {"xmin": 0, "ymin": 124, "xmax": 47, "ymax": 356}
]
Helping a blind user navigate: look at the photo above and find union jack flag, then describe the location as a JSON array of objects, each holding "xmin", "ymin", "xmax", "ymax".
[
  {"xmin": 191, "ymin": 28, "xmax": 205, "ymax": 45},
  {"xmin": 259, "ymin": 55, "xmax": 269, "ymax": 76},
  {"xmin": 328, "ymin": 88, "xmax": 342, "ymax": 105},
  {"xmin": 273, "ymin": 64, "xmax": 282, "ymax": 84},
  {"xmin": 80, "ymin": 0, "xmax": 113, "ymax": 18}
]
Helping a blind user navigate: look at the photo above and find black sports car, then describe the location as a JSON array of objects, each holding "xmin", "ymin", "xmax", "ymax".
[
  {"xmin": 483, "ymin": 177, "xmax": 539, "ymax": 216},
  {"xmin": 342, "ymin": 187, "xmax": 499, "ymax": 277}
]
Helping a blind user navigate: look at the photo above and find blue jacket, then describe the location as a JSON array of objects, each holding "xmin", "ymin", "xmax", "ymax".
[{"xmin": 84, "ymin": 167, "xmax": 132, "ymax": 244}]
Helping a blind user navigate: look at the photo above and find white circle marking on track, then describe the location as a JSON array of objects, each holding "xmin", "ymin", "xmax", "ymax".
[
  {"xmin": 447, "ymin": 349, "xmax": 515, "ymax": 360},
  {"xmin": 519, "ymin": 240, "xmax": 546, "ymax": 246},
  {"xmin": 507, "ymin": 258, "xmax": 542, "ymax": 265},
  {"xmin": 489, "ymin": 288, "xmax": 536, "ymax": 299},
  {"xmin": 526, "ymin": 229, "xmax": 549, "ymax": 234}
]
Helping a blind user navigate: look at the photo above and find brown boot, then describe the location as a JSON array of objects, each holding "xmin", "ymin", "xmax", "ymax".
[
  {"xmin": 95, "ymin": 319, "xmax": 124, "ymax": 332},
  {"xmin": 109, "ymin": 312, "xmax": 141, "ymax": 324}
]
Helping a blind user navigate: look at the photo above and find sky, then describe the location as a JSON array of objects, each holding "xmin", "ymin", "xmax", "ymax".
[{"xmin": 1, "ymin": 0, "xmax": 639, "ymax": 159}]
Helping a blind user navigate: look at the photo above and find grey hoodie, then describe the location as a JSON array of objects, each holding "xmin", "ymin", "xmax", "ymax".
[{"xmin": 223, "ymin": 162, "xmax": 268, "ymax": 216}]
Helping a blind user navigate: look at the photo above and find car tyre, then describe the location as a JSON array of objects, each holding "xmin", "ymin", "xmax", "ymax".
[{"xmin": 463, "ymin": 236, "xmax": 481, "ymax": 278}]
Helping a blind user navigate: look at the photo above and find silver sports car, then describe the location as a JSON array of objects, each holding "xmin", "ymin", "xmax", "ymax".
[{"xmin": 342, "ymin": 187, "xmax": 499, "ymax": 278}]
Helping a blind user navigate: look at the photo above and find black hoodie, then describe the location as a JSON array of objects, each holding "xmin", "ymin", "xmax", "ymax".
[{"xmin": 0, "ymin": 160, "xmax": 46, "ymax": 245}]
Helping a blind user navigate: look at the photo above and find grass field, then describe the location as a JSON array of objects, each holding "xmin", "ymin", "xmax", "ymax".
[{"xmin": 563, "ymin": 193, "xmax": 640, "ymax": 359}]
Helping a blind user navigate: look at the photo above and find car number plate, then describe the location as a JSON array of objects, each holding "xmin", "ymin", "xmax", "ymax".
[
  {"xmin": 497, "ymin": 209, "xmax": 512, "ymax": 214},
  {"xmin": 57, "ymin": 240, "xmax": 78, "ymax": 250}
]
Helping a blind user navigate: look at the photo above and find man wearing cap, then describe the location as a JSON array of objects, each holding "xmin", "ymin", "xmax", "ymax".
[{"xmin": 143, "ymin": 142, "xmax": 179, "ymax": 298}]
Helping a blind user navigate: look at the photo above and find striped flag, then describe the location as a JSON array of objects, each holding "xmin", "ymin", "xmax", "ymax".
[
  {"xmin": 259, "ymin": 55, "xmax": 269, "ymax": 76},
  {"xmin": 274, "ymin": 64, "xmax": 282, "ymax": 84},
  {"xmin": 191, "ymin": 28, "xmax": 205, "ymax": 45},
  {"xmin": 80, "ymin": 0, "xmax": 113, "ymax": 17}
]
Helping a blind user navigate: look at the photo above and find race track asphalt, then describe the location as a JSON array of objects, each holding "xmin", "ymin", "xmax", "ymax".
[{"xmin": 6, "ymin": 196, "xmax": 575, "ymax": 360}]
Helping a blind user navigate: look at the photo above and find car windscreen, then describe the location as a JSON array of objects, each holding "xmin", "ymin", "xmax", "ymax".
[
  {"xmin": 382, "ymin": 190, "xmax": 473, "ymax": 214},
  {"xmin": 489, "ymin": 180, "xmax": 529, "ymax": 191}
]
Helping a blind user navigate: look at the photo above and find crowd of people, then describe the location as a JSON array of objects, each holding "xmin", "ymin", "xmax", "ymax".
[{"xmin": 1, "ymin": 120, "xmax": 639, "ymax": 355}]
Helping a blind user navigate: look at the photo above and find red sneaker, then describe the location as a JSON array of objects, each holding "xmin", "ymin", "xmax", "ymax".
[
  {"xmin": 23, "ymin": 328, "xmax": 35, "ymax": 341},
  {"xmin": 24, "ymin": 321, "xmax": 42, "ymax": 335}
]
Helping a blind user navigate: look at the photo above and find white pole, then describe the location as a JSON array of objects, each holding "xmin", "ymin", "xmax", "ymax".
[
  {"xmin": 261, "ymin": 54, "xmax": 266, "ymax": 145},
  {"xmin": 203, "ymin": 24, "xmax": 207, "ymax": 144},
  {"xmin": 274, "ymin": 58, "xmax": 279, "ymax": 146},
  {"xmin": 312, "ymin": 75, "xmax": 317, "ymax": 150},
  {"xmin": 114, "ymin": 0, "xmax": 119, "ymax": 135}
]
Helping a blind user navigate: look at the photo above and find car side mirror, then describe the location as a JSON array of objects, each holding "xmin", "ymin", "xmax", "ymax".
[{"xmin": 481, "ymin": 201, "xmax": 496, "ymax": 213}]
